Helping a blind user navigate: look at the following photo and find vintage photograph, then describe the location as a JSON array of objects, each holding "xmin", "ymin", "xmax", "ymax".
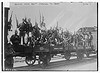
[{"xmin": 2, "ymin": 2, "xmax": 97, "ymax": 71}]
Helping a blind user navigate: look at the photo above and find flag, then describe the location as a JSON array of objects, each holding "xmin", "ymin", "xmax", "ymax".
[
  {"xmin": 39, "ymin": 11, "xmax": 41, "ymax": 26},
  {"xmin": 40, "ymin": 14, "xmax": 44, "ymax": 28},
  {"xmin": 8, "ymin": 11, "xmax": 13, "ymax": 23},
  {"xmin": 15, "ymin": 14, "xmax": 19, "ymax": 28},
  {"xmin": 8, "ymin": 11, "xmax": 13, "ymax": 31}
]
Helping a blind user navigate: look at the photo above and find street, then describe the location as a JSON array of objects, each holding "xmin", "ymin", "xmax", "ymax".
[{"xmin": 13, "ymin": 54, "xmax": 97, "ymax": 71}]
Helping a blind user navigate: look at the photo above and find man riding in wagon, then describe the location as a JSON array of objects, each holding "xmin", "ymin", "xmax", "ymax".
[{"xmin": 10, "ymin": 30, "xmax": 21, "ymax": 52}]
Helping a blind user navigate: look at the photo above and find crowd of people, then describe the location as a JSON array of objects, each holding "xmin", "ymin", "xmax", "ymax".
[{"xmin": 9, "ymin": 17, "xmax": 93, "ymax": 49}]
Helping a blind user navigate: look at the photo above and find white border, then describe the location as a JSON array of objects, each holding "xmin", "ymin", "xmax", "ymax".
[
  {"xmin": 0, "ymin": 0, "xmax": 99, "ymax": 73},
  {"xmin": 1, "ymin": 0, "xmax": 100, "ymax": 2}
]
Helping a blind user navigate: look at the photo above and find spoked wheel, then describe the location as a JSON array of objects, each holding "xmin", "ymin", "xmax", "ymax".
[
  {"xmin": 46, "ymin": 57, "xmax": 51, "ymax": 65},
  {"xmin": 86, "ymin": 52, "xmax": 90, "ymax": 58},
  {"xmin": 5, "ymin": 55, "xmax": 14, "ymax": 69},
  {"xmin": 25, "ymin": 56, "xmax": 36, "ymax": 66},
  {"xmin": 77, "ymin": 52, "xmax": 84, "ymax": 60},
  {"xmin": 38, "ymin": 59, "xmax": 46, "ymax": 69},
  {"xmin": 38, "ymin": 54, "xmax": 51, "ymax": 68},
  {"xmin": 46, "ymin": 54, "xmax": 51, "ymax": 65},
  {"xmin": 64, "ymin": 51, "xmax": 71, "ymax": 61},
  {"xmin": 51, "ymin": 54, "xmax": 54, "ymax": 58}
]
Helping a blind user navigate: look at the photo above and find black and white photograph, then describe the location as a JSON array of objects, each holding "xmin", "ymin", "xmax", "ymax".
[{"xmin": 2, "ymin": 1, "xmax": 98, "ymax": 71}]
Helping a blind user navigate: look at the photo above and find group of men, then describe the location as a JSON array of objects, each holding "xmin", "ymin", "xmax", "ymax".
[
  {"xmin": 75, "ymin": 31, "xmax": 93, "ymax": 47},
  {"xmin": 10, "ymin": 17, "xmax": 93, "ymax": 50}
]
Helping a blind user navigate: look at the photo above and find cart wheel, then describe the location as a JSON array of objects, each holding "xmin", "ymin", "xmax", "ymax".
[
  {"xmin": 46, "ymin": 56, "xmax": 51, "ymax": 65},
  {"xmin": 47, "ymin": 54, "xmax": 51, "ymax": 65},
  {"xmin": 64, "ymin": 51, "xmax": 71, "ymax": 60},
  {"xmin": 38, "ymin": 54, "xmax": 51, "ymax": 68},
  {"xmin": 38, "ymin": 59, "xmax": 46, "ymax": 69},
  {"xmin": 77, "ymin": 52, "xmax": 84, "ymax": 60},
  {"xmin": 5, "ymin": 55, "xmax": 14, "ymax": 69},
  {"xmin": 25, "ymin": 56, "xmax": 36, "ymax": 66},
  {"xmin": 86, "ymin": 52, "xmax": 90, "ymax": 58},
  {"xmin": 51, "ymin": 54, "xmax": 54, "ymax": 58}
]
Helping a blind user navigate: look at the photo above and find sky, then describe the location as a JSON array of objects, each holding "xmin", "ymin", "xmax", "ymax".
[{"xmin": 7, "ymin": 2, "xmax": 97, "ymax": 37}]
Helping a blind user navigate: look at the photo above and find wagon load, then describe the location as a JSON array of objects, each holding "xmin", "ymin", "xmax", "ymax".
[
  {"xmin": 34, "ymin": 44, "xmax": 50, "ymax": 52},
  {"xmin": 76, "ymin": 27, "xmax": 97, "ymax": 58}
]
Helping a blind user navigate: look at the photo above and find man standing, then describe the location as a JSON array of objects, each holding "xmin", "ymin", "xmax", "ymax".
[
  {"xmin": 88, "ymin": 32, "xmax": 93, "ymax": 47},
  {"xmin": 10, "ymin": 30, "xmax": 21, "ymax": 52},
  {"xmin": 32, "ymin": 24, "xmax": 41, "ymax": 45}
]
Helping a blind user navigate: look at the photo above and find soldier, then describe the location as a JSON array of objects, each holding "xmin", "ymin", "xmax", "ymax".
[
  {"xmin": 88, "ymin": 32, "xmax": 93, "ymax": 46},
  {"xmin": 10, "ymin": 30, "xmax": 21, "ymax": 52},
  {"xmin": 5, "ymin": 43, "xmax": 14, "ymax": 69},
  {"xmin": 28, "ymin": 32, "xmax": 34, "ymax": 47},
  {"xmin": 32, "ymin": 24, "xmax": 41, "ymax": 45},
  {"xmin": 77, "ymin": 34, "xmax": 83, "ymax": 46},
  {"xmin": 10, "ymin": 30, "xmax": 20, "ymax": 45},
  {"xmin": 28, "ymin": 18, "xmax": 32, "ymax": 32},
  {"xmin": 18, "ymin": 18, "xmax": 26, "ymax": 45}
]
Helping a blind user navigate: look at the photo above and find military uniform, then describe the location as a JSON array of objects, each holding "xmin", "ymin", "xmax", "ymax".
[
  {"xmin": 32, "ymin": 25, "xmax": 41, "ymax": 46},
  {"xmin": 10, "ymin": 34, "xmax": 21, "ymax": 45},
  {"xmin": 10, "ymin": 33, "xmax": 21, "ymax": 52},
  {"xmin": 88, "ymin": 33, "xmax": 93, "ymax": 46}
]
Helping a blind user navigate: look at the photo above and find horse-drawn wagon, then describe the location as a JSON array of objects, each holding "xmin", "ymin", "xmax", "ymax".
[{"xmin": 5, "ymin": 26, "xmax": 97, "ymax": 69}]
